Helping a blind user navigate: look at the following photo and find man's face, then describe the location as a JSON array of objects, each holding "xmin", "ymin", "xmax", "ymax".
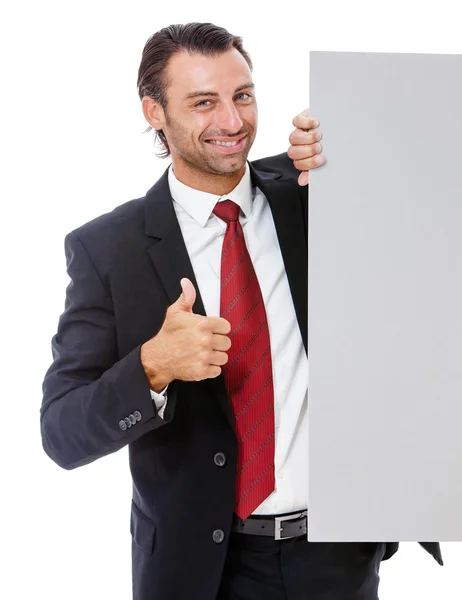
[{"xmin": 160, "ymin": 49, "xmax": 257, "ymax": 175}]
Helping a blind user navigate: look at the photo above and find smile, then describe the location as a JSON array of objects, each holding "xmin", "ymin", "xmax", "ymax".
[
  {"xmin": 205, "ymin": 135, "xmax": 247, "ymax": 153},
  {"xmin": 209, "ymin": 140, "xmax": 239, "ymax": 146}
]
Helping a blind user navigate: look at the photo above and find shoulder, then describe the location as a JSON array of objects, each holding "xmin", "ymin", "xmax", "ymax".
[
  {"xmin": 250, "ymin": 152, "xmax": 299, "ymax": 181},
  {"xmin": 69, "ymin": 194, "xmax": 146, "ymax": 239},
  {"xmin": 64, "ymin": 195, "xmax": 147, "ymax": 268}
]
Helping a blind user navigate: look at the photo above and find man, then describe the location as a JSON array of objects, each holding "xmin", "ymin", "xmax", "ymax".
[{"xmin": 40, "ymin": 22, "xmax": 442, "ymax": 600}]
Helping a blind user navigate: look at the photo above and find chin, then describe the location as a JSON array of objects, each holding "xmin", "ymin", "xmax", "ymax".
[
  {"xmin": 213, "ymin": 161, "xmax": 247, "ymax": 175},
  {"xmin": 219, "ymin": 153, "xmax": 249, "ymax": 169}
]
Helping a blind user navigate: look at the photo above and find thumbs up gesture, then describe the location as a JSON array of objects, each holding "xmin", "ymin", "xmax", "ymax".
[{"xmin": 140, "ymin": 278, "xmax": 232, "ymax": 390}]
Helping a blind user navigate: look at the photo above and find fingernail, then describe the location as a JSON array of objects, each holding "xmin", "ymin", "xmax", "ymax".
[{"xmin": 316, "ymin": 155, "xmax": 325, "ymax": 165}]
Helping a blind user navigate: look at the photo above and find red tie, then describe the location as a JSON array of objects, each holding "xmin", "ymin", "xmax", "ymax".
[{"xmin": 212, "ymin": 199, "xmax": 275, "ymax": 519}]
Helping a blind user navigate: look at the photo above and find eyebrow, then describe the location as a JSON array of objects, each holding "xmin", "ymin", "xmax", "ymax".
[{"xmin": 184, "ymin": 82, "xmax": 255, "ymax": 101}]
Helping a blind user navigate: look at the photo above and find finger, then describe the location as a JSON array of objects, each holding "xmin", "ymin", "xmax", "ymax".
[
  {"xmin": 289, "ymin": 128, "xmax": 322, "ymax": 146},
  {"xmin": 212, "ymin": 333, "xmax": 232, "ymax": 351},
  {"xmin": 298, "ymin": 171, "xmax": 309, "ymax": 186},
  {"xmin": 207, "ymin": 316, "xmax": 231, "ymax": 334},
  {"xmin": 291, "ymin": 108, "xmax": 310, "ymax": 127},
  {"xmin": 210, "ymin": 350, "xmax": 229, "ymax": 366},
  {"xmin": 288, "ymin": 142, "xmax": 322, "ymax": 161},
  {"xmin": 292, "ymin": 114, "xmax": 319, "ymax": 131},
  {"xmin": 206, "ymin": 365, "xmax": 222, "ymax": 379},
  {"xmin": 293, "ymin": 155, "xmax": 326, "ymax": 171}
]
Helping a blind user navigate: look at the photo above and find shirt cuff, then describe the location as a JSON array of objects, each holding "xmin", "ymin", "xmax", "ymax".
[{"xmin": 150, "ymin": 385, "xmax": 168, "ymax": 419}]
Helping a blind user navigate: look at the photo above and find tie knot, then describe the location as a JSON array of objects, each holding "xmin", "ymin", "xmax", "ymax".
[{"xmin": 212, "ymin": 199, "xmax": 240, "ymax": 223}]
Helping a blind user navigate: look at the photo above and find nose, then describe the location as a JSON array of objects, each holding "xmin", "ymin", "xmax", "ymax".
[{"xmin": 215, "ymin": 101, "xmax": 243, "ymax": 133}]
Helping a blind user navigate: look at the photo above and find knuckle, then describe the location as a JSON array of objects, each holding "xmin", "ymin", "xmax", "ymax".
[
  {"xmin": 294, "ymin": 155, "xmax": 318, "ymax": 170},
  {"xmin": 196, "ymin": 335, "xmax": 206, "ymax": 349},
  {"xmin": 308, "ymin": 156, "xmax": 318, "ymax": 168},
  {"xmin": 197, "ymin": 318, "xmax": 208, "ymax": 331},
  {"xmin": 290, "ymin": 129, "xmax": 302, "ymax": 143},
  {"xmin": 291, "ymin": 145, "xmax": 301, "ymax": 159},
  {"xmin": 199, "ymin": 348, "xmax": 210, "ymax": 362},
  {"xmin": 201, "ymin": 332, "xmax": 211, "ymax": 347}
]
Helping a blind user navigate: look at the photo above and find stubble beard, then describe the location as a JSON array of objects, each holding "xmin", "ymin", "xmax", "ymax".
[{"xmin": 165, "ymin": 115, "xmax": 255, "ymax": 177}]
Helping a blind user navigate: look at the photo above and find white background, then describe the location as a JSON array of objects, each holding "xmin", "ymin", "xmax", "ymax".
[{"xmin": 1, "ymin": 0, "xmax": 461, "ymax": 598}]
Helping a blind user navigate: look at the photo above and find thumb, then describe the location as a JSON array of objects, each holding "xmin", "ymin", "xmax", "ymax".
[
  {"xmin": 298, "ymin": 170, "xmax": 309, "ymax": 186},
  {"xmin": 176, "ymin": 277, "xmax": 196, "ymax": 312}
]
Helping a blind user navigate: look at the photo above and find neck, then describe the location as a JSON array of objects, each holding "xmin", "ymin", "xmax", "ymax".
[{"xmin": 171, "ymin": 159, "xmax": 246, "ymax": 196}]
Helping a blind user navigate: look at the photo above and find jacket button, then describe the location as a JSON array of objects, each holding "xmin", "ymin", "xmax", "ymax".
[
  {"xmin": 133, "ymin": 411, "xmax": 142, "ymax": 421},
  {"xmin": 129, "ymin": 414, "xmax": 136, "ymax": 425},
  {"xmin": 119, "ymin": 420, "xmax": 127, "ymax": 431},
  {"xmin": 214, "ymin": 452, "xmax": 226, "ymax": 467},
  {"xmin": 124, "ymin": 417, "xmax": 132, "ymax": 428},
  {"xmin": 212, "ymin": 529, "xmax": 225, "ymax": 544}
]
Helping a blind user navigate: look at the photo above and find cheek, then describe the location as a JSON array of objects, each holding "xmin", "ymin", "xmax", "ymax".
[
  {"xmin": 241, "ymin": 105, "xmax": 258, "ymax": 127},
  {"xmin": 194, "ymin": 115, "xmax": 216, "ymax": 142},
  {"xmin": 167, "ymin": 110, "xmax": 203, "ymax": 139}
]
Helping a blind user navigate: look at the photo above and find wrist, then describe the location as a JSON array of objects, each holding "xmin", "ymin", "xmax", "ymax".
[
  {"xmin": 140, "ymin": 340, "xmax": 172, "ymax": 392},
  {"xmin": 151, "ymin": 380, "xmax": 170, "ymax": 394}
]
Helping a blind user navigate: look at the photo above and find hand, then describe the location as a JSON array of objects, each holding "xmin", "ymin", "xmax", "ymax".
[
  {"xmin": 288, "ymin": 108, "xmax": 326, "ymax": 186},
  {"xmin": 140, "ymin": 278, "xmax": 232, "ymax": 389}
]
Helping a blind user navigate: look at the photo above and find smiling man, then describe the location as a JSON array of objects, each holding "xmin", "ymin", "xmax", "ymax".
[
  {"xmin": 40, "ymin": 21, "xmax": 441, "ymax": 600},
  {"xmin": 140, "ymin": 47, "xmax": 259, "ymax": 199},
  {"xmin": 144, "ymin": 50, "xmax": 257, "ymax": 194}
]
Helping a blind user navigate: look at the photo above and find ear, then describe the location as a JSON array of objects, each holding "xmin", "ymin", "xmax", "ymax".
[{"xmin": 141, "ymin": 96, "xmax": 165, "ymax": 130}]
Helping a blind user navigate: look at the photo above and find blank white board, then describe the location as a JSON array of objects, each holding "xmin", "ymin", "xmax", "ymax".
[{"xmin": 308, "ymin": 51, "xmax": 462, "ymax": 541}]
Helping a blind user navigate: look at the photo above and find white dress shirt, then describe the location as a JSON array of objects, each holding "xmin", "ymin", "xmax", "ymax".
[{"xmin": 149, "ymin": 162, "xmax": 308, "ymax": 515}]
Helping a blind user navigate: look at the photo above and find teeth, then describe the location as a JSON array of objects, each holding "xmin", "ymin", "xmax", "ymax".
[{"xmin": 209, "ymin": 139, "xmax": 239, "ymax": 146}]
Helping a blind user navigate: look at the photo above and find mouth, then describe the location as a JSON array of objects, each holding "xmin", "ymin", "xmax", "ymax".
[{"xmin": 204, "ymin": 134, "xmax": 248, "ymax": 154}]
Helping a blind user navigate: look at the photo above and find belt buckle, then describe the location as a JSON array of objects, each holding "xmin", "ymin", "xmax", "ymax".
[{"xmin": 274, "ymin": 511, "xmax": 307, "ymax": 540}]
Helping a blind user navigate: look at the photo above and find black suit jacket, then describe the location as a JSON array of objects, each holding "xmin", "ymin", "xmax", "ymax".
[{"xmin": 41, "ymin": 152, "xmax": 443, "ymax": 600}]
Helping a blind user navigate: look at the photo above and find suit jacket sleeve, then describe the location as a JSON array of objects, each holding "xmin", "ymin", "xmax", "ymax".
[{"xmin": 40, "ymin": 231, "xmax": 177, "ymax": 470}]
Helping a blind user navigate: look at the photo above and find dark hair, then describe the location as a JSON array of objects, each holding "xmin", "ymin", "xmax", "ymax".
[{"xmin": 137, "ymin": 22, "xmax": 253, "ymax": 158}]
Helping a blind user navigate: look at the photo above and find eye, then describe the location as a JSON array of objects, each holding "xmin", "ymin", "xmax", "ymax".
[
  {"xmin": 196, "ymin": 100, "xmax": 211, "ymax": 107},
  {"xmin": 236, "ymin": 93, "xmax": 251, "ymax": 101}
]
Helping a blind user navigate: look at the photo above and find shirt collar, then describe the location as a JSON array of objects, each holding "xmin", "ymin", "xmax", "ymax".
[{"xmin": 167, "ymin": 161, "xmax": 253, "ymax": 228}]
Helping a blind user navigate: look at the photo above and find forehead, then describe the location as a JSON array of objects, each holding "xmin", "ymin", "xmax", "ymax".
[{"xmin": 165, "ymin": 49, "xmax": 253, "ymax": 99}]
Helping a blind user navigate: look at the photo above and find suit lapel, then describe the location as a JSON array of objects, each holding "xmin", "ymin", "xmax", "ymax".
[
  {"xmin": 144, "ymin": 161, "xmax": 307, "ymax": 433},
  {"xmin": 144, "ymin": 168, "xmax": 207, "ymax": 316},
  {"xmin": 144, "ymin": 168, "xmax": 235, "ymax": 429}
]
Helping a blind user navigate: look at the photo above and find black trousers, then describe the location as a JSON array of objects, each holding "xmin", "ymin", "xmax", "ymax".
[{"xmin": 216, "ymin": 530, "xmax": 385, "ymax": 600}]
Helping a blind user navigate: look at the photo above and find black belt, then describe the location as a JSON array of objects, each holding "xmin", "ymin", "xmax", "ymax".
[{"xmin": 232, "ymin": 510, "xmax": 307, "ymax": 540}]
